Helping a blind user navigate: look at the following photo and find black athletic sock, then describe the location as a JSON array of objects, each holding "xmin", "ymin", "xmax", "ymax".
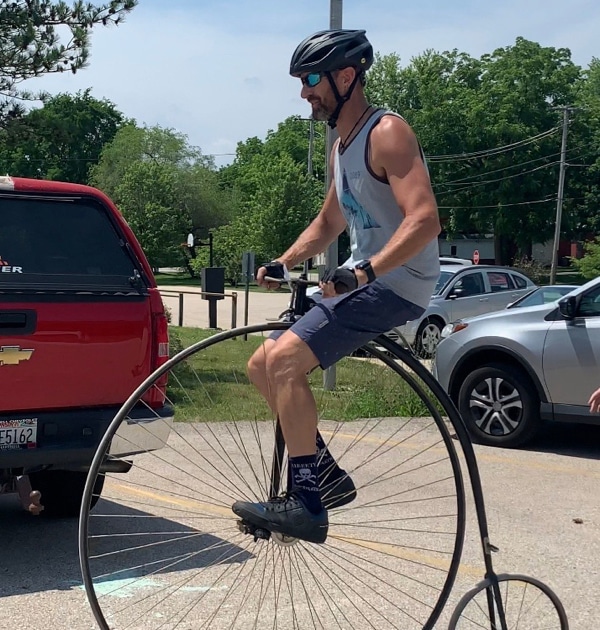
[
  {"xmin": 316, "ymin": 431, "xmax": 343, "ymax": 482},
  {"xmin": 288, "ymin": 454, "xmax": 323, "ymax": 514}
]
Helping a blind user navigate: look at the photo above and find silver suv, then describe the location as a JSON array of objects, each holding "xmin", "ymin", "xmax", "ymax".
[{"xmin": 433, "ymin": 277, "xmax": 600, "ymax": 447}]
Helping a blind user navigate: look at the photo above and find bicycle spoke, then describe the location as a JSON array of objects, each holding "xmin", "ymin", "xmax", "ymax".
[{"xmin": 80, "ymin": 324, "xmax": 466, "ymax": 630}]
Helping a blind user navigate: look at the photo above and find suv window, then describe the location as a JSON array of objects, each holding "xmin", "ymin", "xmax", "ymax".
[
  {"xmin": 452, "ymin": 272, "xmax": 485, "ymax": 297},
  {"xmin": 0, "ymin": 197, "xmax": 138, "ymax": 288},
  {"xmin": 487, "ymin": 271, "xmax": 513, "ymax": 293},
  {"xmin": 511, "ymin": 274, "xmax": 528, "ymax": 289}
]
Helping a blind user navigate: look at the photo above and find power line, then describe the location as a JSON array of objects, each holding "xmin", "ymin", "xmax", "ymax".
[
  {"xmin": 435, "ymin": 160, "xmax": 561, "ymax": 196},
  {"xmin": 438, "ymin": 197, "xmax": 557, "ymax": 210},
  {"xmin": 425, "ymin": 126, "xmax": 560, "ymax": 163},
  {"xmin": 433, "ymin": 139, "xmax": 595, "ymax": 191},
  {"xmin": 433, "ymin": 151, "xmax": 563, "ymax": 189}
]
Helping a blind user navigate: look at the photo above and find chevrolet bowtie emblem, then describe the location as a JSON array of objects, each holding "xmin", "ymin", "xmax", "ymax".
[{"xmin": 0, "ymin": 346, "xmax": 34, "ymax": 366}]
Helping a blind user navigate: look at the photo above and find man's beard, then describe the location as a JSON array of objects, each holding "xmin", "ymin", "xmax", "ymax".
[{"xmin": 310, "ymin": 99, "xmax": 332, "ymax": 122}]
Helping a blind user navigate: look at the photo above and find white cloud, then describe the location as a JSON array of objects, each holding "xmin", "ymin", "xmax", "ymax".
[{"xmin": 24, "ymin": 0, "xmax": 599, "ymax": 167}]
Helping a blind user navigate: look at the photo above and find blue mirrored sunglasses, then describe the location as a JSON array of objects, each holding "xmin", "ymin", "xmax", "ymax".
[{"xmin": 300, "ymin": 72, "xmax": 323, "ymax": 88}]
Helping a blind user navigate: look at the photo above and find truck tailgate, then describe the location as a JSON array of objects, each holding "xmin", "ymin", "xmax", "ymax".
[{"xmin": 0, "ymin": 297, "xmax": 152, "ymax": 411}]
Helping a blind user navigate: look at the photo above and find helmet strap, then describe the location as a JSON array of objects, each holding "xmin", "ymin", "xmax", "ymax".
[{"xmin": 324, "ymin": 71, "xmax": 360, "ymax": 129}]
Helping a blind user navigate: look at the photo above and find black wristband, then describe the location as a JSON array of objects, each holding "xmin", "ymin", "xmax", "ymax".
[{"xmin": 355, "ymin": 259, "xmax": 376, "ymax": 283}]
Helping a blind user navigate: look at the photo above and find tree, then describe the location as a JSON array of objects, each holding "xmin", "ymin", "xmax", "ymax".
[
  {"xmin": 571, "ymin": 237, "xmax": 600, "ymax": 280},
  {"xmin": 214, "ymin": 117, "xmax": 325, "ymax": 284},
  {"xmin": 116, "ymin": 161, "xmax": 191, "ymax": 269},
  {"xmin": 365, "ymin": 40, "xmax": 583, "ymax": 263},
  {"xmin": 211, "ymin": 152, "xmax": 322, "ymax": 284},
  {"xmin": 92, "ymin": 124, "xmax": 234, "ymax": 270},
  {"xmin": 0, "ymin": 0, "xmax": 136, "ymax": 110},
  {"xmin": 565, "ymin": 58, "xmax": 600, "ymax": 240},
  {"xmin": 0, "ymin": 89, "xmax": 125, "ymax": 182},
  {"xmin": 90, "ymin": 124, "xmax": 214, "ymax": 198}
]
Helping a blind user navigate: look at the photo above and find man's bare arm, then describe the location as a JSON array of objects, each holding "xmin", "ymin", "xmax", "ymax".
[{"xmin": 368, "ymin": 116, "xmax": 441, "ymax": 278}]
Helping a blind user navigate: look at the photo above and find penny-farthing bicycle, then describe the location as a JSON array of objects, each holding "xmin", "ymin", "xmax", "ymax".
[{"xmin": 79, "ymin": 276, "xmax": 568, "ymax": 629}]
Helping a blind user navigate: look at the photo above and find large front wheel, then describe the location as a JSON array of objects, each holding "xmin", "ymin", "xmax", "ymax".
[{"xmin": 79, "ymin": 323, "xmax": 465, "ymax": 630}]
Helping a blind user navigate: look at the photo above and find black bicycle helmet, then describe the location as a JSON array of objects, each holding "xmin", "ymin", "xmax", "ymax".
[
  {"xmin": 290, "ymin": 29, "xmax": 373, "ymax": 128},
  {"xmin": 289, "ymin": 29, "xmax": 373, "ymax": 76}
]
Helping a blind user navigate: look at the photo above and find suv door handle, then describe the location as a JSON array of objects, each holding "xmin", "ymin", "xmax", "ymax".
[{"xmin": 479, "ymin": 297, "xmax": 489, "ymax": 302}]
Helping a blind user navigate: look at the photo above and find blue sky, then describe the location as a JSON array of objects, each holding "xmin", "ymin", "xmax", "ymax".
[{"xmin": 28, "ymin": 0, "xmax": 599, "ymax": 166}]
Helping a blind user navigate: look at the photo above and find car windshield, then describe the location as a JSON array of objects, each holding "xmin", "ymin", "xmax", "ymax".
[{"xmin": 434, "ymin": 271, "xmax": 455, "ymax": 295}]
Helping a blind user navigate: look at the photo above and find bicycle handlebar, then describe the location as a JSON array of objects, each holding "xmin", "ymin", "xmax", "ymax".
[{"xmin": 263, "ymin": 275, "xmax": 320, "ymax": 288}]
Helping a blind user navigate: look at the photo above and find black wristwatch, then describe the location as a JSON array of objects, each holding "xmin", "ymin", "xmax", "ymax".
[{"xmin": 355, "ymin": 259, "xmax": 376, "ymax": 283}]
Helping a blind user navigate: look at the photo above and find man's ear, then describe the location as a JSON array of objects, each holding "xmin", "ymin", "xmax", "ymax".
[{"xmin": 338, "ymin": 66, "xmax": 356, "ymax": 89}]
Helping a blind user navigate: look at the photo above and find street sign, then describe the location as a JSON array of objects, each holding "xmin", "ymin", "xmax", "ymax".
[
  {"xmin": 473, "ymin": 250, "xmax": 480, "ymax": 265},
  {"xmin": 242, "ymin": 251, "xmax": 255, "ymax": 280}
]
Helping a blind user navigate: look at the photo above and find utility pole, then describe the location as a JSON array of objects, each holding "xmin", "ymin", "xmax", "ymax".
[
  {"xmin": 323, "ymin": 0, "xmax": 342, "ymax": 391},
  {"xmin": 549, "ymin": 106, "xmax": 573, "ymax": 284},
  {"xmin": 303, "ymin": 118, "xmax": 315, "ymax": 277},
  {"xmin": 307, "ymin": 117, "xmax": 314, "ymax": 177}
]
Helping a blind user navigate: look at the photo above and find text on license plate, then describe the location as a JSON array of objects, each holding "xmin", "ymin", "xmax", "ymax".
[{"xmin": 0, "ymin": 418, "xmax": 37, "ymax": 449}]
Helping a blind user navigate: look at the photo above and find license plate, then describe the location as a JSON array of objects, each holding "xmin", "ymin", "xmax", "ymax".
[{"xmin": 0, "ymin": 418, "xmax": 37, "ymax": 450}]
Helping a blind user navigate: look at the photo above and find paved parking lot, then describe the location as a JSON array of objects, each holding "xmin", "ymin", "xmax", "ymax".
[
  {"xmin": 158, "ymin": 284, "xmax": 299, "ymax": 330},
  {"xmin": 2, "ymin": 288, "xmax": 598, "ymax": 628},
  {"xmin": 1, "ymin": 422, "xmax": 599, "ymax": 629}
]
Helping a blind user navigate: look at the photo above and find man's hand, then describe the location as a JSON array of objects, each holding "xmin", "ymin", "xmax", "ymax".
[
  {"xmin": 589, "ymin": 386, "xmax": 600, "ymax": 413},
  {"xmin": 320, "ymin": 267, "xmax": 361, "ymax": 297},
  {"xmin": 256, "ymin": 261, "xmax": 289, "ymax": 290}
]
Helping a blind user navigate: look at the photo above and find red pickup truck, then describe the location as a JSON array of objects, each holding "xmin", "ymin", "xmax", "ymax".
[{"xmin": 0, "ymin": 176, "xmax": 172, "ymax": 517}]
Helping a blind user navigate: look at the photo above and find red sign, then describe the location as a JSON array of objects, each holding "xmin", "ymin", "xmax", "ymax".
[{"xmin": 473, "ymin": 250, "xmax": 480, "ymax": 265}]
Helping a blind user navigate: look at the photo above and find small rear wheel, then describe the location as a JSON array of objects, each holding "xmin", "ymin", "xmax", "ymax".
[{"xmin": 449, "ymin": 573, "xmax": 569, "ymax": 629}]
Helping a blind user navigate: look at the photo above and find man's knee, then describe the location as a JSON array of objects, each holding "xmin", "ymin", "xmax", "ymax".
[
  {"xmin": 265, "ymin": 337, "xmax": 317, "ymax": 384},
  {"xmin": 247, "ymin": 341, "xmax": 275, "ymax": 386}
]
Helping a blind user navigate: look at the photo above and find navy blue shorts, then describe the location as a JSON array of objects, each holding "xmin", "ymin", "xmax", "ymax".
[{"xmin": 270, "ymin": 282, "xmax": 425, "ymax": 369}]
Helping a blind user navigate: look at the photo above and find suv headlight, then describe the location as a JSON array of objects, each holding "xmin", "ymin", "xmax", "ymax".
[{"xmin": 441, "ymin": 321, "xmax": 469, "ymax": 338}]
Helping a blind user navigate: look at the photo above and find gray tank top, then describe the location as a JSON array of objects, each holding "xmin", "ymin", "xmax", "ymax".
[{"xmin": 334, "ymin": 108, "xmax": 440, "ymax": 309}]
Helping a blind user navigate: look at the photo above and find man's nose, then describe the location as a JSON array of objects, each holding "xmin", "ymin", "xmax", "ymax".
[{"xmin": 300, "ymin": 84, "xmax": 312, "ymax": 99}]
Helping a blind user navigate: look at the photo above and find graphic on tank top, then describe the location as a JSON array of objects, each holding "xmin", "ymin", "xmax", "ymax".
[{"xmin": 340, "ymin": 170, "xmax": 380, "ymax": 230}]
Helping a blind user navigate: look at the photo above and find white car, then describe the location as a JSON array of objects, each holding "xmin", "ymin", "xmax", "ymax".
[
  {"xmin": 392, "ymin": 265, "xmax": 536, "ymax": 357},
  {"xmin": 439, "ymin": 256, "xmax": 473, "ymax": 266}
]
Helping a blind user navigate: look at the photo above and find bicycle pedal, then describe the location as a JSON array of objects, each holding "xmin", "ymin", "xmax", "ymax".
[{"xmin": 236, "ymin": 519, "xmax": 271, "ymax": 542}]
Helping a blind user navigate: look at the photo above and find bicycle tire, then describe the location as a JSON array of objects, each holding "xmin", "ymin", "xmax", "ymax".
[
  {"xmin": 448, "ymin": 573, "xmax": 569, "ymax": 629},
  {"xmin": 79, "ymin": 322, "xmax": 466, "ymax": 630}
]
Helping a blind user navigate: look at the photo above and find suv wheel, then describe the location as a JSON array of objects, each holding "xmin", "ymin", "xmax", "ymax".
[
  {"xmin": 458, "ymin": 363, "xmax": 541, "ymax": 448},
  {"xmin": 29, "ymin": 470, "xmax": 104, "ymax": 518},
  {"xmin": 415, "ymin": 318, "xmax": 443, "ymax": 358}
]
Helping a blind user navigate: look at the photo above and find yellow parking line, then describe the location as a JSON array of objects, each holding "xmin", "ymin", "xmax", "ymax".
[{"xmin": 108, "ymin": 480, "xmax": 481, "ymax": 578}]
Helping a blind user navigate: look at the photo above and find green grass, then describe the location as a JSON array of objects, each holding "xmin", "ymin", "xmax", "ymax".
[
  {"xmin": 167, "ymin": 326, "xmax": 433, "ymax": 422},
  {"xmin": 553, "ymin": 270, "xmax": 587, "ymax": 285},
  {"xmin": 155, "ymin": 272, "xmax": 202, "ymax": 287}
]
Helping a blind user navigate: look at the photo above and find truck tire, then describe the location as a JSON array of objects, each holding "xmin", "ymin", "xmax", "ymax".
[{"xmin": 29, "ymin": 470, "xmax": 104, "ymax": 518}]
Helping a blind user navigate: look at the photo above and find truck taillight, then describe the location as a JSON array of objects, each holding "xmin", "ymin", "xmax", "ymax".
[{"xmin": 144, "ymin": 289, "xmax": 169, "ymax": 407}]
